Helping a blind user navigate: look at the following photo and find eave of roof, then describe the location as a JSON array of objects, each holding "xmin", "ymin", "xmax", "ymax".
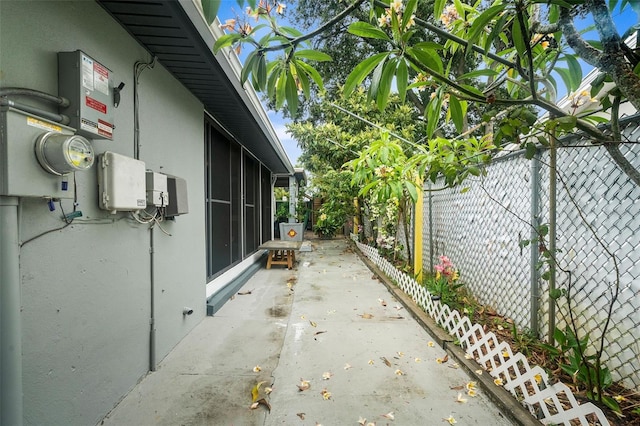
[{"xmin": 96, "ymin": 0, "xmax": 294, "ymax": 175}]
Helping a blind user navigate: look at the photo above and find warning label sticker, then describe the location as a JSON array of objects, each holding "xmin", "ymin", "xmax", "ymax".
[
  {"xmin": 94, "ymin": 62, "xmax": 110, "ymax": 95},
  {"xmin": 98, "ymin": 119, "xmax": 113, "ymax": 139},
  {"xmin": 81, "ymin": 118, "xmax": 99, "ymax": 135},
  {"xmin": 82, "ymin": 54, "xmax": 94, "ymax": 91},
  {"xmin": 86, "ymin": 96, "xmax": 107, "ymax": 114},
  {"xmin": 26, "ymin": 116, "xmax": 62, "ymax": 133}
]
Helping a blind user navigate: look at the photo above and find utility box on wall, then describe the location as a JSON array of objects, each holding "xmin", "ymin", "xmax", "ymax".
[
  {"xmin": 58, "ymin": 50, "xmax": 114, "ymax": 140},
  {"xmin": 165, "ymin": 175, "xmax": 188, "ymax": 218},
  {"xmin": 97, "ymin": 151, "xmax": 146, "ymax": 214},
  {"xmin": 0, "ymin": 107, "xmax": 80, "ymax": 198}
]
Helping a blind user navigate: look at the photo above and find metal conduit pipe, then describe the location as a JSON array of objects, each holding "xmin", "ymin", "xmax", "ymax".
[
  {"xmin": 0, "ymin": 87, "xmax": 69, "ymax": 107},
  {"xmin": 1, "ymin": 196, "xmax": 23, "ymax": 426},
  {"xmin": 0, "ymin": 98, "xmax": 70, "ymax": 125}
]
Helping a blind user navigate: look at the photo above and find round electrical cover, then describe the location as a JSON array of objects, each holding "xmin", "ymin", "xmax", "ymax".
[{"xmin": 35, "ymin": 132, "xmax": 94, "ymax": 175}]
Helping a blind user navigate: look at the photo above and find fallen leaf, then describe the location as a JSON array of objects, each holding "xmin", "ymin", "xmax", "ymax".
[
  {"xmin": 297, "ymin": 379, "xmax": 310, "ymax": 391},
  {"xmin": 497, "ymin": 325, "xmax": 504, "ymax": 331},
  {"xmin": 394, "ymin": 305, "xmax": 404, "ymax": 310},
  {"xmin": 464, "ymin": 353, "xmax": 473, "ymax": 359},
  {"xmin": 252, "ymin": 365, "xmax": 261, "ymax": 372},
  {"xmin": 381, "ymin": 411, "xmax": 394, "ymax": 420},
  {"xmin": 344, "ymin": 363, "xmax": 352, "ymax": 370},
  {"xmin": 444, "ymin": 414, "xmax": 457, "ymax": 424},
  {"xmin": 534, "ymin": 373, "xmax": 542, "ymax": 384},
  {"xmin": 501, "ymin": 350, "xmax": 510, "ymax": 359},
  {"xmin": 450, "ymin": 385, "xmax": 464, "ymax": 390},
  {"xmin": 256, "ymin": 398, "xmax": 271, "ymax": 412},
  {"xmin": 388, "ymin": 315, "xmax": 405, "ymax": 319},
  {"xmin": 475, "ymin": 369, "xmax": 483, "ymax": 375},
  {"xmin": 456, "ymin": 392, "xmax": 467, "ymax": 403},
  {"xmin": 320, "ymin": 389, "xmax": 332, "ymax": 400},
  {"xmin": 415, "ymin": 357, "xmax": 422, "ymax": 363},
  {"xmin": 368, "ymin": 359, "xmax": 375, "ymax": 365},
  {"xmin": 378, "ymin": 298, "xmax": 387, "ymax": 307},
  {"xmin": 467, "ymin": 389, "xmax": 477, "ymax": 397},
  {"xmin": 300, "ymin": 315, "xmax": 306, "ymax": 320},
  {"xmin": 394, "ymin": 369, "xmax": 404, "ymax": 376},
  {"xmin": 322, "ymin": 372, "xmax": 333, "ymax": 380},
  {"xmin": 466, "ymin": 381, "xmax": 477, "ymax": 391},
  {"xmin": 427, "ymin": 341, "xmax": 435, "ymax": 347},
  {"xmin": 264, "ymin": 387, "xmax": 273, "ymax": 394},
  {"xmin": 250, "ymin": 402, "xmax": 259, "ymax": 409},
  {"xmin": 314, "ymin": 330, "xmax": 327, "ymax": 336},
  {"xmin": 381, "ymin": 357, "xmax": 392, "ymax": 367},
  {"xmin": 230, "ymin": 295, "xmax": 235, "ymax": 300},
  {"xmin": 359, "ymin": 313, "xmax": 374, "ymax": 319},
  {"xmin": 237, "ymin": 289, "xmax": 254, "ymax": 295},
  {"xmin": 251, "ymin": 381, "xmax": 266, "ymax": 402},
  {"xmin": 297, "ymin": 412, "xmax": 305, "ymax": 420},
  {"xmin": 494, "ymin": 378, "xmax": 504, "ymax": 386},
  {"xmin": 358, "ymin": 416, "xmax": 367, "ymax": 425},
  {"xmin": 309, "ymin": 320, "xmax": 317, "ymax": 327},
  {"xmin": 447, "ymin": 362, "xmax": 459, "ymax": 369}
]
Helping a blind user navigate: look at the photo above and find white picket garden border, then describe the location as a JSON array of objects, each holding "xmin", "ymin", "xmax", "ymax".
[{"xmin": 353, "ymin": 236, "xmax": 610, "ymax": 426}]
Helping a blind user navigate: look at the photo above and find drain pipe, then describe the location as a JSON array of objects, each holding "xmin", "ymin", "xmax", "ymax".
[
  {"xmin": 149, "ymin": 227, "xmax": 157, "ymax": 371},
  {"xmin": 1, "ymin": 196, "xmax": 23, "ymax": 426}
]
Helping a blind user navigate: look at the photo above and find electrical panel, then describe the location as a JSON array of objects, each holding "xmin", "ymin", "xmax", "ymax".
[
  {"xmin": 97, "ymin": 151, "xmax": 146, "ymax": 214},
  {"xmin": 165, "ymin": 175, "xmax": 189, "ymax": 217},
  {"xmin": 59, "ymin": 50, "xmax": 114, "ymax": 140},
  {"xmin": 0, "ymin": 107, "xmax": 78, "ymax": 198},
  {"xmin": 145, "ymin": 171, "xmax": 169, "ymax": 207}
]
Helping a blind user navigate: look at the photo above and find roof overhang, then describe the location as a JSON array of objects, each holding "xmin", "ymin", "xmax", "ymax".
[{"xmin": 96, "ymin": 0, "xmax": 294, "ymax": 175}]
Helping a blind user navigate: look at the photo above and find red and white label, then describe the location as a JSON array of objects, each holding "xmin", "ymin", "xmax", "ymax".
[
  {"xmin": 85, "ymin": 96, "xmax": 107, "ymax": 114},
  {"xmin": 93, "ymin": 62, "xmax": 110, "ymax": 95},
  {"xmin": 98, "ymin": 119, "xmax": 113, "ymax": 138}
]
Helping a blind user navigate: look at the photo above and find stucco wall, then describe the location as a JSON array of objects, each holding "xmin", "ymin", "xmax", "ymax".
[{"xmin": 1, "ymin": 1, "xmax": 206, "ymax": 424}]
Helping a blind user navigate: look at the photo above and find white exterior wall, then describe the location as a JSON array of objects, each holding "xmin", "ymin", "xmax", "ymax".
[{"xmin": 1, "ymin": 1, "xmax": 206, "ymax": 425}]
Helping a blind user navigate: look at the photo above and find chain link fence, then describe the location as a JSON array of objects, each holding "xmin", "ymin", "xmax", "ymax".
[{"xmin": 423, "ymin": 117, "xmax": 640, "ymax": 390}]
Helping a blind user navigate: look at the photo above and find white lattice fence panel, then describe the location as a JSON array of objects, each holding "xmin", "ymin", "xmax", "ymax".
[{"xmin": 354, "ymin": 239, "xmax": 610, "ymax": 425}]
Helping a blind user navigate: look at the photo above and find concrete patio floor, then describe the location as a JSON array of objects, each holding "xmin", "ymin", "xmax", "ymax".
[{"xmin": 102, "ymin": 237, "xmax": 521, "ymax": 426}]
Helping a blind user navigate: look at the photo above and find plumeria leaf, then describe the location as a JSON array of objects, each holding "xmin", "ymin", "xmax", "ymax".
[
  {"xmin": 344, "ymin": 52, "xmax": 390, "ymax": 97},
  {"xmin": 465, "ymin": 4, "xmax": 506, "ymax": 55},
  {"xmin": 285, "ymin": 68, "xmax": 299, "ymax": 115},
  {"xmin": 511, "ymin": 17, "xmax": 527, "ymax": 58},
  {"xmin": 396, "ymin": 59, "xmax": 408, "ymax": 103},
  {"xmin": 295, "ymin": 60, "xmax": 325, "ymax": 91},
  {"xmin": 448, "ymin": 95, "xmax": 464, "ymax": 133},
  {"xmin": 348, "ymin": 21, "xmax": 392, "ymax": 41},
  {"xmin": 376, "ymin": 57, "xmax": 397, "ymax": 110},
  {"xmin": 201, "ymin": 0, "xmax": 221, "ymax": 25},
  {"xmin": 213, "ymin": 33, "xmax": 243, "ymax": 52},
  {"xmin": 295, "ymin": 49, "xmax": 333, "ymax": 62}
]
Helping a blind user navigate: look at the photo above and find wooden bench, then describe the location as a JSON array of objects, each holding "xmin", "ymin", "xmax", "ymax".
[{"xmin": 258, "ymin": 240, "xmax": 302, "ymax": 269}]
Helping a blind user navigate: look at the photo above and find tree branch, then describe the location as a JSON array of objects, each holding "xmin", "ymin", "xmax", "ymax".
[{"xmin": 260, "ymin": 0, "xmax": 367, "ymax": 53}]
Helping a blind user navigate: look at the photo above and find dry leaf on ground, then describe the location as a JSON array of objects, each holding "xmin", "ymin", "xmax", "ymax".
[
  {"xmin": 297, "ymin": 412, "xmax": 305, "ymax": 420},
  {"xmin": 381, "ymin": 357, "xmax": 392, "ymax": 367},
  {"xmin": 359, "ymin": 313, "xmax": 374, "ymax": 319},
  {"xmin": 251, "ymin": 381, "xmax": 266, "ymax": 402},
  {"xmin": 297, "ymin": 379, "xmax": 310, "ymax": 391},
  {"xmin": 381, "ymin": 411, "xmax": 395, "ymax": 420},
  {"xmin": 237, "ymin": 289, "xmax": 254, "ymax": 295}
]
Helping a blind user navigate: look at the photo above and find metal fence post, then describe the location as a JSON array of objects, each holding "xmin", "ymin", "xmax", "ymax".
[
  {"xmin": 428, "ymin": 183, "xmax": 434, "ymax": 278},
  {"xmin": 530, "ymin": 150, "xmax": 541, "ymax": 336}
]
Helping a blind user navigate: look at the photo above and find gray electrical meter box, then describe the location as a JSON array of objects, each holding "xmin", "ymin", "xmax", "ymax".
[{"xmin": 58, "ymin": 50, "xmax": 114, "ymax": 140}]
